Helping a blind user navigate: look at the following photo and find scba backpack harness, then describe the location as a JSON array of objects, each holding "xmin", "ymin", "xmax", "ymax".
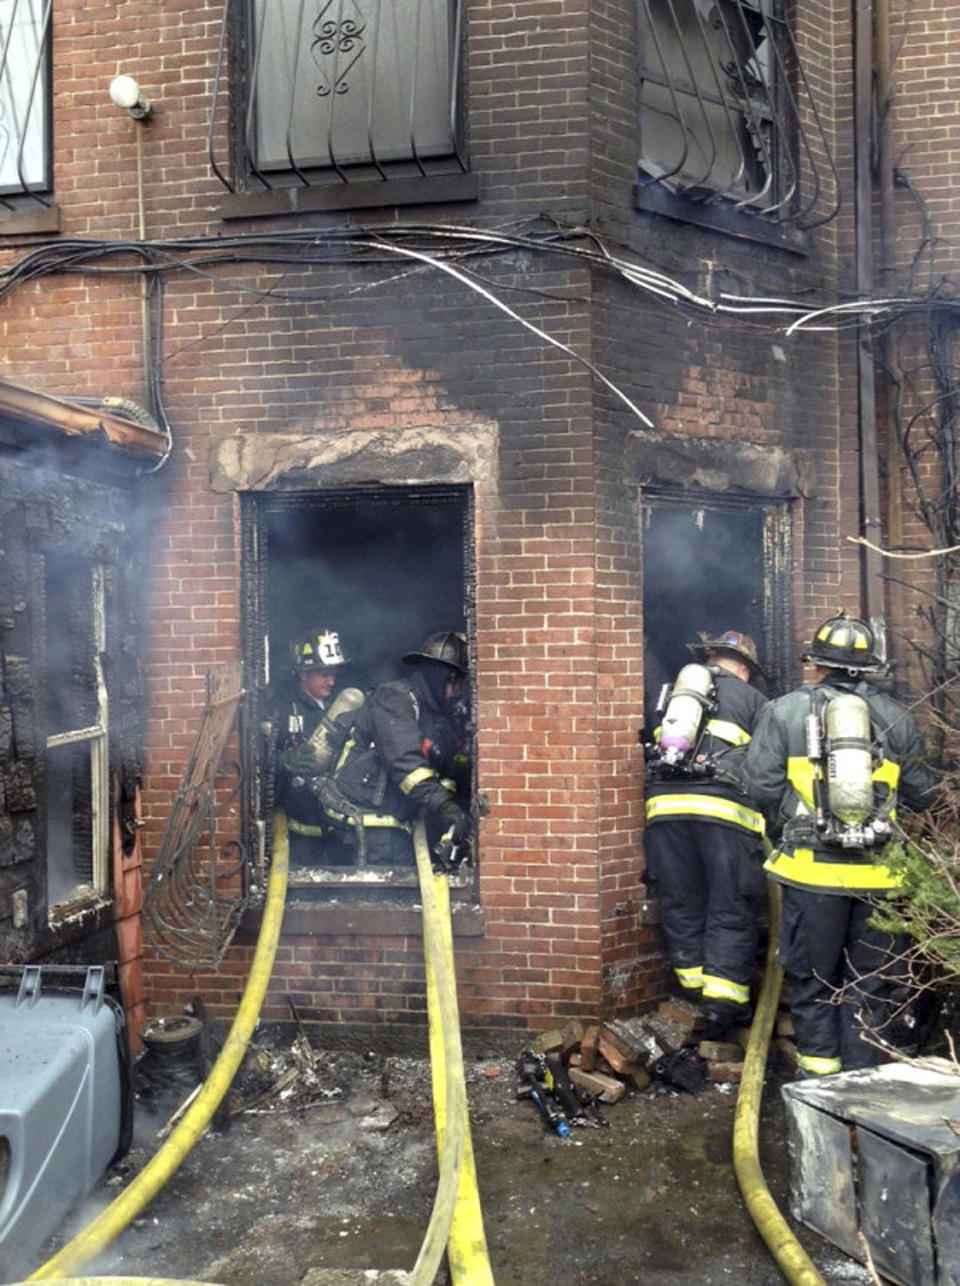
[{"xmin": 800, "ymin": 687, "xmax": 896, "ymax": 849}]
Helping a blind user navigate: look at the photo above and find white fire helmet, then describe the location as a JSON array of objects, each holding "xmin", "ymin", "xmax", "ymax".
[{"xmin": 293, "ymin": 629, "xmax": 348, "ymax": 671}]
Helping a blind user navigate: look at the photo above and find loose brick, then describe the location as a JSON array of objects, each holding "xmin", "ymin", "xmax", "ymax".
[
  {"xmin": 697, "ymin": 1040, "xmax": 745, "ymax": 1064},
  {"xmin": 707, "ymin": 1062, "xmax": 744, "ymax": 1084},
  {"xmin": 579, "ymin": 1024, "xmax": 600, "ymax": 1072}
]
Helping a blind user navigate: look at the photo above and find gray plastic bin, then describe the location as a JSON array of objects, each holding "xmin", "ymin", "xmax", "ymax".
[{"xmin": 0, "ymin": 965, "xmax": 131, "ymax": 1281}]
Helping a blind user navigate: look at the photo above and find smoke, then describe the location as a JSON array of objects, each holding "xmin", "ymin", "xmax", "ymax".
[
  {"xmin": 642, "ymin": 503, "xmax": 766, "ymax": 717},
  {"xmin": 265, "ymin": 490, "xmax": 467, "ymax": 690}
]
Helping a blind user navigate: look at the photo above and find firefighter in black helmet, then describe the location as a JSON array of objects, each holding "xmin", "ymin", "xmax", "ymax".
[
  {"xmin": 273, "ymin": 628, "xmax": 356, "ymax": 866},
  {"xmin": 644, "ymin": 630, "xmax": 769, "ymax": 1037},
  {"xmin": 744, "ymin": 612, "xmax": 937, "ymax": 1076},
  {"xmin": 324, "ymin": 630, "xmax": 474, "ymax": 866}
]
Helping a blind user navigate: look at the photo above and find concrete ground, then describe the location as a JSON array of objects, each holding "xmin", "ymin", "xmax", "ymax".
[{"xmin": 29, "ymin": 1029, "xmax": 878, "ymax": 1286}]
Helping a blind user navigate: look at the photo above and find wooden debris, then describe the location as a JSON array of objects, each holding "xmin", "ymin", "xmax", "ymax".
[{"xmin": 568, "ymin": 1067, "xmax": 627, "ymax": 1103}]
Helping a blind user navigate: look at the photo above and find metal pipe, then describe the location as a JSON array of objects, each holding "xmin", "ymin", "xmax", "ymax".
[
  {"xmin": 875, "ymin": 0, "xmax": 905, "ymax": 661},
  {"xmin": 854, "ymin": 0, "xmax": 885, "ymax": 632}
]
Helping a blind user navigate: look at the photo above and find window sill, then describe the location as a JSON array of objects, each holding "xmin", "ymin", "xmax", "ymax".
[
  {"xmin": 634, "ymin": 182, "xmax": 809, "ymax": 254},
  {"xmin": 238, "ymin": 867, "xmax": 485, "ymax": 938},
  {"xmin": 219, "ymin": 172, "xmax": 478, "ymax": 221},
  {"xmin": 48, "ymin": 893, "xmax": 112, "ymax": 933},
  {"xmin": 0, "ymin": 204, "xmax": 61, "ymax": 236}
]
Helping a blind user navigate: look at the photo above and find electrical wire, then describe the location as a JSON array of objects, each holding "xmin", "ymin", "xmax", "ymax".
[{"xmin": 3, "ymin": 218, "xmax": 959, "ymax": 457}]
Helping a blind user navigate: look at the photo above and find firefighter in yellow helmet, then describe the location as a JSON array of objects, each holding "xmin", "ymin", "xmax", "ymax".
[
  {"xmin": 644, "ymin": 630, "xmax": 769, "ymax": 1037},
  {"xmin": 744, "ymin": 613, "xmax": 937, "ymax": 1076},
  {"xmin": 274, "ymin": 628, "xmax": 358, "ymax": 866}
]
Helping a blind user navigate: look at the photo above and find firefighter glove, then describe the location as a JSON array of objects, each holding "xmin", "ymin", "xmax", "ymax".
[
  {"xmin": 281, "ymin": 743, "xmax": 322, "ymax": 776},
  {"xmin": 437, "ymin": 800, "xmax": 473, "ymax": 844}
]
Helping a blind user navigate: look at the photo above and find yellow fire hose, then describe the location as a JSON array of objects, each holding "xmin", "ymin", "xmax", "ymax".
[
  {"xmin": 15, "ymin": 1280, "xmax": 225, "ymax": 1285},
  {"xmin": 733, "ymin": 876, "xmax": 827, "ymax": 1286},
  {"xmin": 412, "ymin": 822, "xmax": 495, "ymax": 1285},
  {"xmin": 27, "ymin": 812, "xmax": 291, "ymax": 1282}
]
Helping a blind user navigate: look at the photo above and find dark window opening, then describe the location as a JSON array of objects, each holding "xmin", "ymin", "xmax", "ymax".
[
  {"xmin": 0, "ymin": 0, "xmax": 53, "ymax": 206},
  {"xmin": 641, "ymin": 495, "xmax": 792, "ymax": 728},
  {"xmin": 242, "ymin": 485, "xmax": 475, "ymax": 891},
  {"xmin": 210, "ymin": 0, "xmax": 469, "ymax": 198},
  {"xmin": 636, "ymin": 0, "xmax": 839, "ymax": 232}
]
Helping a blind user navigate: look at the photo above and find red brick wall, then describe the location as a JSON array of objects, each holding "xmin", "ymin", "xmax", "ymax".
[{"xmin": 0, "ymin": 0, "xmax": 901, "ymax": 1042}]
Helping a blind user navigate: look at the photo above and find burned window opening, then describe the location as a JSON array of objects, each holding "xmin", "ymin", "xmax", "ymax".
[
  {"xmin": 210, "ymin": 0, "xmax": 468, "ymax": 196},
  {"xmin": 43, "ymin": 556, "xmax": 109, "ymax": 909},
  {"xmin": 641, "ymin": 494, "xmax": 792, "ymax": 729},
  {"xmin": 636, "ymin": 0, "xmax": 840, "ymax": 231},
  {"xmin": 241, "ymin": 484, "xmax": 476, "ymax": 896}
]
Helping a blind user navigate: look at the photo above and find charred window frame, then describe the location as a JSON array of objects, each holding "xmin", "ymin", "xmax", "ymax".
[
  {"xmin": 641, "ymin": 492, "xmax": 794, "ymax": 713},
  {"xmin": 240, "ymin": 484, "xmax": 476, "ymax": 899},
  {"xmin": 0, "ymin": 0, "xmax": 53, "ymax": 206},
  {"xmin": 635, "ymin": 0, "xmax": 839, "ymax": 240},
  {"xmin": 211, "ymin": 0, "xmax": 476, "ymax": 215},
  {"xmin": 43, "ymin": 557, "xmax": 110, "ymax": 912}
]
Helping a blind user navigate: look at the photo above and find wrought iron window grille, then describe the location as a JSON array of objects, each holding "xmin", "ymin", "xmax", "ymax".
[
  {"xmin": 209, "ymin": 0, "xmax": 468, "ymax": 195},
  {"xmin": 142, "ymin": 663, "xmax": 248, "ymax": 971},
  {"xmin": 637, "ymin": 0, "xmax": 840, "ymax": 230},
  {"xmin": 0, "ymin": 0, "xmax": 53, "ymax": 207}
]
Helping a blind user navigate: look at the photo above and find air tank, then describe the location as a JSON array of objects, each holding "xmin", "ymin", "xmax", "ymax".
[
  {"xmin": 825, "ymin": 692, "xmax": 875, "ymax": 825},
  {"xmin": 659, "ymin": 664, "xmax": 714, "ymax": 760},
  {"xmin": 307, "ymin": 687, "xmax": 366, "ymax": 770}
]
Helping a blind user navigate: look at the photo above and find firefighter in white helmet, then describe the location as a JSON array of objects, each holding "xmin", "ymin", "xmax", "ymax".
[
  {"xmin": 744, "ymin": 612, "xmax": 937, "ymax": 1076},
  {"xmin": 644, "ymin": 630, "xmax": 769, "ymax": 1037},
  {"xmin": 274, "ymin": 628, "xmax": 359, "ymax": 866}
]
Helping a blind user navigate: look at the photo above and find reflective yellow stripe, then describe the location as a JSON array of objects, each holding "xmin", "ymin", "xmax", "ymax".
[
  {"xmin": 787, "ymin": 755, "xmax": 901, "ymax": 812},
  {"xmin": 645, "ymin": 792, "xmax": 765, "ymax": 834},
  {"xmin": 705, "ymin": 718, "xmax": 750, "ymax": 747},
  {"xmin": 357, "ymin": 816, "xmax": 411, "ymax": 832},
  {"xmin": 288, "ymin": 819, "xmax": 326, "ymax": 837},
  {"xmin": 796, "ymin": 1053, "xmax": 842, "ymax": 1076},
  {"xmin": 321, "ymin": 803, "xmax": 411, "ymax": 832},
  {"xmin": 875, "ymin": 760, "xmax": 900, "ymax": 789},
  {"xmin": 787, "ymin": 756, "xmax": 816, "ymax": 809},
  {"xmin": 676, "ymin": 965, "xmax": 703, "ymax": 991},
  {"xmin": 400, "ymin": 765, "xmax": 438, "ymax": 796},
  {"xmin": 702, "ymin": 974, "xmax": 750, "ymax": 1006},
  {"xmin": 764, "ymin": 846, "xmax": 904, "ymax": 891}
]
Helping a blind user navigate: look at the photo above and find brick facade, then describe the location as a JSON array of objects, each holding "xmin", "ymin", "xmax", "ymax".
[{"xmin": 0, "ymin": 0, "xmax": 955, "ymax": 1045}]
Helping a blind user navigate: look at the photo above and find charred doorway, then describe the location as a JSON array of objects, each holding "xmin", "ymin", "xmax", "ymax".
[
  {"xmin": 641, "ymin": 494, "xmax": 792, "ymax": 724},
  {"xmin": 240, "ymin": 485, "xmax": 474, "ymax": 880}
]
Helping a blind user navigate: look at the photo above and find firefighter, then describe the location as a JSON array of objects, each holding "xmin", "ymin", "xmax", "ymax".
[
  {"xmin": 322, "ymin": 630, "xmax": 474, "ymax": 866},
  {"xmin": 644, "ymin": 630, "xmax": 769, "ymax": 1036},
  {"xmin": 744, "ymin": 613, "xmax": 938, "ymax": 1076},
  {"xmin": 274, "ymin": 627, "xmax": 357, "ymax": 866}
]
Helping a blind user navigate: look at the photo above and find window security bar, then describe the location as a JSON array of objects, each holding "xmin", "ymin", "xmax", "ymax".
[
  {"xmin": 209, "ymin": 0, "xmax": 466, "ymax": 193},
  {"xmin": 0, "ymin": 0, "xmax": 52, "ymax": 206},
  {"xmin": 637, "ymin": 0, "xmax": 840, "ymax": 230}
]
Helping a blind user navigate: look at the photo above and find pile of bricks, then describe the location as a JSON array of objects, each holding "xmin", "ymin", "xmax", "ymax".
[{"xmin": 526, "ymin": 997, "xmax": 759, "ymax": 1104}]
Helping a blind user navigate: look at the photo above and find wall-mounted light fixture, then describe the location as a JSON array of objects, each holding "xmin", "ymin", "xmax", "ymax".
[{"xmin": 108, "ymin": 74, "xmax": 152, "ymax": 122}]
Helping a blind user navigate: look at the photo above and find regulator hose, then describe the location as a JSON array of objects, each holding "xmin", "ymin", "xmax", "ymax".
[
  {"xmin": 413, "ymin": 822, "xmax": 494, "ymax": 1285},
  {"xmin": 28, "ymin": 813, "xmax": 290, "ymax": 1281},
  {"xmin": 732, "ymin": 876, "xmax": 827, "ymax": 1286}
]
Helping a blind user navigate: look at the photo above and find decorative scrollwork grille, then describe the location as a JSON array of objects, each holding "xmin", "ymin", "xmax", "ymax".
[{"xmin": 142, "ymin": 663, "xmax": 248, "ymax": 970}]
